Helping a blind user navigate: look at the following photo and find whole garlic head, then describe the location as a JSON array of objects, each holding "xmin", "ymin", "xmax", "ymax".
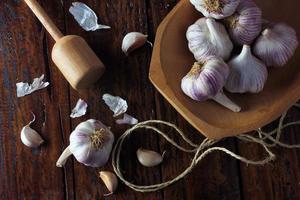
[
  {"xmin": 56, "ymin": 119, "xmax": 114, "ymax": 168},
  {"xmin": 225, "ymin": 45, "xmax": 268, "ymax": 93},
  {"xmin": 224, "ymin": 0, "xmax": 262, "ymax": 45},
  {"xmin": 190, "ymin": 0, "xmax": 240, "ymax": 19},
  {"xmin": 186, "ymin": 18, "xmax": 233, "ymax": 62},
  {"xmin": 253, "ymin": 22, "xmax": 299, "ymax": 67},
  {"xmin": 181, "ymin": 57, "xmax": 241, "ymax": 112}
]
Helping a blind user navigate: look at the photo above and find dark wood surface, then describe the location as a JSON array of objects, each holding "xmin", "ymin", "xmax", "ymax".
[{"xmin": 0, "ymin": 0, "xmax": 300, "ymax": 199}]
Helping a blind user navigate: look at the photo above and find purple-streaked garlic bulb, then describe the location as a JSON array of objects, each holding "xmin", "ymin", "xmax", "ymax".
[
  {"xmin": 225, "ymin": 45, "xmax": 268, "ymax": 93},
  {"xmin": 186, "ymin": 18, "xmax": 233, "ymax": 62},
  {"xmin": 190, "ymin": 0, "xmax": 240, "ymax": 19},
  {"xmin": 181, "ymin": 57, "xmax": 241, "ymax": 112},
  {"xmin": 56, "ymin": 119, "xmax": 114, "ymax": 168},
  {"xmin": 224, "ymin": 0, "xmax": 262, "ymax": 45},
  {"xmin": 253, "ymin": 22, "xmax": 299, "ymax": 67}
]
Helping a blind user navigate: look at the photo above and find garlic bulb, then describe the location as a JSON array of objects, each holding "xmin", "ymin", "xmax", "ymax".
[
  {"xmin": 181, "ymin": 57, "xmax": 241, "ymax": 112},
  {"xmin": 190, "ymin": 0, "xmax": 240, "ymax": 19},
  {"xmin": 122, "ymin": 32, "xmax": 151, "ymax": 55},
  {"xmin": 21, "ymin": 113, "xmax": 44, "ymax": 148},
  {"xmin": 56, "ymin": 119, "xmax": 114, "ymax": 167},
  {"xmin": 186, "ymin": 18, "xmax": 233, "ymax": 62},
  {"xmin": 99, "ymin": 171, "xmax": 118, "ymax": 196},
  {"xmin": 136, "ymin": 148, "xmax": 164, "ymax": 167},
  {"xmin": 224, "ymin": 0, "xmax": 262, "ymax": 45},
  {"xmin": 253, "ymin": 22, "xmax": 299, "ymax": 67},
  {"xmin": 225, "ymin": 45, "xmax": 268, "ymax": 93}
]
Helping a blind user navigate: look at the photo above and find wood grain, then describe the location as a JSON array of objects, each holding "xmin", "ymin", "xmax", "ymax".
[{"xmin": 0, "ymin": 0, "xmax": 299, "ymax": 200}]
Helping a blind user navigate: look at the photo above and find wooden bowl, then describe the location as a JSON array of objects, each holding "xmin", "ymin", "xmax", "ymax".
[{"xmin": 149, "ymin": 0, "xmax": 300, "ymax": 139}]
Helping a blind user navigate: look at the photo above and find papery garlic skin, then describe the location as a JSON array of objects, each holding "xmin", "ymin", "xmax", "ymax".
[
  {"xmin": 122, "ymin": 32, "xmax": 149, "ymax": 55},
  {"xmin": 225, "ymin": 45, "xmax": 268, "ymax": 93},
  {"xmin": 181, "ymin": 57, "xmax": 229, "ymax": 101},
  {"xmin": 253, "ymin": 23, "xmax": 298, "ymax": 67},
  {"xmin": 136, "ymin": 148, "xmax": 163, "ymax": 167},
  {"xmin": 56, "ymin": 119, "xmax": 114, "ymax": 168},
  {"xmin": 190, "ymin": 0, "xmax": 240, "ymax": 19},
  {"xmin": 186, "ymin": 18, "xmax": 233, "ymax": 62},
  {"xmin": 224, "ymin": 0, "xmax": 262, "ymax": 45}
]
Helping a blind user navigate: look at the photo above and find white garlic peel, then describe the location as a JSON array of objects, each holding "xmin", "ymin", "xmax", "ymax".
[
  {"xmin": 186, "ymin": 18, "xmax": 233, "ymax": 62},
  {"xmin": 122, "ymin": 32, "xmax": 151, "ymax": 55},
  {"xmin": 21, "ymin": 113, "xmax": 44, "ymax": 148},
  {"xmin": 136, "ymin": 148, "xmax": 163, "ymax": 167},
  {"xmin": 190, "ymin": 0, "xmax": 240, "ymax": 19},
  {"xmin": 99, "ymin": 171, "xmax": 118, "ymax": 196},
  {"xmin": 224, "ymin": 0, "xmax": 262, "ymax": 45},
  {"xmin": 56, "ymin": 119, "xmax": 114, "ymax": 168},
  {"xmin": 253, "ymin": 23, "xmax": 299, "ymax": 67},
  {"xmin": 225, "ymin": 45, "xmax": 268, "ymax": 94},
  {"xmin": 181, "ymin": 57, "xmax": 241, "ymax": 112}
]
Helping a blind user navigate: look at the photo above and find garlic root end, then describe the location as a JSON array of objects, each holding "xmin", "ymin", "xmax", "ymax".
[
  {"xmin": 213, "ymin": 92, "xmax": 241, "ymax": 112},
  {"xmin": 56, "ymin": 146, "xmax": 73, "ymax": 167}
]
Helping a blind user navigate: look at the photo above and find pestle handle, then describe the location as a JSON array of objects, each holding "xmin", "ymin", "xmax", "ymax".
[{"xmin": 24, "ymin": 0, "xmax": 64, "ymax": 41}]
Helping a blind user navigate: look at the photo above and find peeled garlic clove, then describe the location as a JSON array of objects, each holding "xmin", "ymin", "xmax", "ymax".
[
  {"xmin": 224, "ymin": 0, "xmax": 262, "ymax": 45},
  {"xmin": 186, "ymin": 18, "xmax": 233, "ymax": 62},
  {"xmin": 99, "ymin": 171, "xmax": 118, "ymax": 196},
  {"xmin": 136, "ymin": 148, "xmax": 163, "ymax": 167},
  {"xmin": 190, "ymin": 0, "xmax": 240, "ymax": 19},
  {"xmin": 253, "ymin": 22, "xmax": 299, "ymax": 67},
  {"xmin": 225, "ymin": 45, "xmax": 268, "ymax": 94},
  {"xmin": 122, "ymin": 32, "xmax": 149, "ymax": 55},
  {"xmin": 21, "ymin": 126, "xmax": 44, "ymax": 148}
]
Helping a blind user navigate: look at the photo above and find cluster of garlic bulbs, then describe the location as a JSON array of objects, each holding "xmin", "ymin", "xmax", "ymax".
[{"xmin": 183, "ymin": 0, "xmax": 298, "ymax": 112}]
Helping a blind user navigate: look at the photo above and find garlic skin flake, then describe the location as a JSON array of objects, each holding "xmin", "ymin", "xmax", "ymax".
[
  {"xmin": 99, "ymin": 171, "xmax": 118, "ymax": 196},
  {"xmin": 69, "ymin": 2, "xmax": 111, "ymax": 31},
  {"xmin": 102, "ymin": 94, "xmax": 128, "ymax": 117},
  {"xmin": 16, "ymin": 74, "xmax": 49, "ymax": 97},
  {"xmin": 186, "ymin": 18, "xmax": 233, "ymax": 62},
  {"xmin": 56, "ymin": 119, "xmax": 114, "ymax": 168},
  {"xmin": 137, "ymin": 148, "xmax": 163, "ymax": 167},
  {"xmin": 116, "ymin": 113, "xmax": 138, "ymax": 125},
  {"xmin": 225, "ymin": 45, "xmax": 268, "ymax": 93},
  {"xmin": 122, "ymin": 32, "xmax": 150, "ymax": 55},
  {"xmin": 190, "ymin": 0, "xmax": 240, "ymax": 19},
  {"xmin": 21, "ymin": 113, "xmax": 44, "ymax": 148},
  {"xmin": 181, "ymin": 57, "xmax": 241, "ymax": 112},
  {"xmin": 253, "ymin": 22, "xmax": 299, "ymax": 67},
  {"xmin": 70, "ymin": 99, "xmax": 88, "ymax": 118},
  {"xmin": 224, "ymin": 0, "xmax": 262, "ymax": 45}
]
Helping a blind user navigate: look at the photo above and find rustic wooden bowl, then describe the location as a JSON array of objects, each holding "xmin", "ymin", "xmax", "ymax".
[{"xmin": 149, "ymin": 0, "xmax": 300, "ymax": 139}]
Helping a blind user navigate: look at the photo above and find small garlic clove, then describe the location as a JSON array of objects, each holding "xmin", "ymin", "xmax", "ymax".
[
  {"xmin": 253, "ymin": 22, "xmax": 298, "ymax": 67},
  {"xmin": 225, "ymin": 45, "xmax": 268, "ymax": 94},
  {"xmin": 99, "ymin": 171, "xmax": 118, "ymax": 196},
  {"xmin": 122, "ymin": 32, "xmax": 149, "ymax": 55},
  {"xmin": 136, "ymin": 148, "xmax": 163, "ymax": 167},
  {"xmin": 190, "ymin": 0, "xmax": 240, "ymax": 19},
  {"xmin": 21, "ymin": 126, "xmax": 44, "ymax": 148}
]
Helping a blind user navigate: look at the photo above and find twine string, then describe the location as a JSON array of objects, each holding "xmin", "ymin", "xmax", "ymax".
[{"xmin": 111, "ymin": 104, "xmax": 300, "ymax": 192}]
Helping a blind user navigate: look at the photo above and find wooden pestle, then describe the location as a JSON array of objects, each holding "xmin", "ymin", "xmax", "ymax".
[{"xmin": 24, "ymin": 0, "xmax": 105, "ymax": 90}]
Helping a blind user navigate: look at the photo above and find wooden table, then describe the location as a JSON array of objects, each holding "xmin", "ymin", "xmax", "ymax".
[{"xmin": 1, "ymin": 0, "xmax": 300, "ymax": 199}]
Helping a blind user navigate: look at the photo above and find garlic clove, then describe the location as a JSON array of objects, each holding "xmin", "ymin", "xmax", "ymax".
[
  {"xmin": 122, "ymin": 32, "xmax": 150, "ymax": 55},
  {"xmin": 224, "ymin": 0, "xmax": 262, "ymax": 45},
  {"xmin": 225, "ymin": 45, "xmax": 268, "ymax": 94},
  {"xmin": 186, "ymin": 18, "xmax": 233, "ymax": 62},
  {"xmin": 136, "ymin": 148, "xmax": 163, "ymax": 167},
  {"xmin": 99, "ymin": 171, "xmax": 118, "ymax": 196},
  {"xmin": 21, "ymin": 126, "xmax": 44, "ymax": 148},
  {"xmin": 253, "ymin": 22, "xmax": 298, "ymax": 67}
]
